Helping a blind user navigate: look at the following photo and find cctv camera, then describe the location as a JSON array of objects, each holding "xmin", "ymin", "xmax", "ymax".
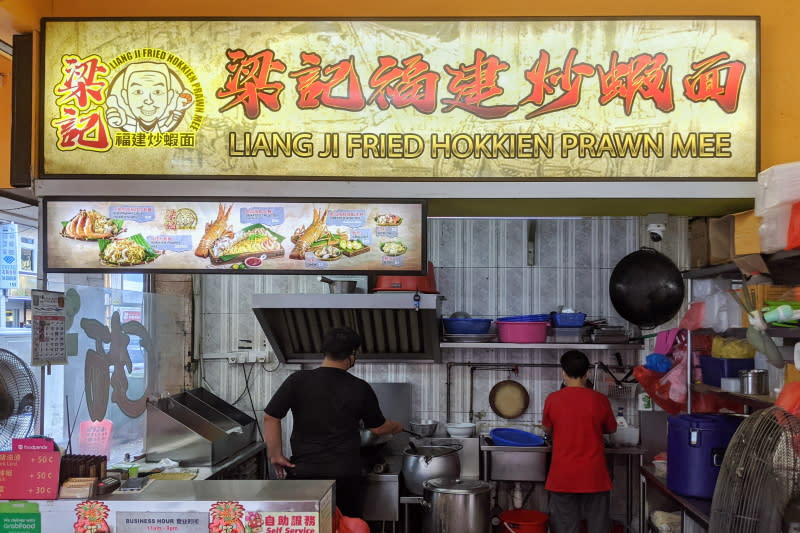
[{"xmin": 648, "ymin": 223, "xmax": 666, "ymax": 242}]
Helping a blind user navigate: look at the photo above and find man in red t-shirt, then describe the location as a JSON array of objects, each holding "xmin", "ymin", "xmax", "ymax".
[{"xmin": 542, "ymin": 350, "xmax": 618, "ymax": 533}]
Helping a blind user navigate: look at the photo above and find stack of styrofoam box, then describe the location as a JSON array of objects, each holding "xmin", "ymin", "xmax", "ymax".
[{"xmin": 756, "ymin": 162, "xmax": 800, "ymax": 253}]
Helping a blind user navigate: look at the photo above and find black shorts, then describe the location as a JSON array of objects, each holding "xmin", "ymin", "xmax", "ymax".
[{"xmin": 548, "ymin": 490, "xmax": 610, "ymax": 533}]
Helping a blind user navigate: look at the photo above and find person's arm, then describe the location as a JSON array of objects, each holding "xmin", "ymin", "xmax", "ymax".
[
  {"xmin": 263, "ymin": 414, "xmax": 295, "ymax": 479},
  {"xmin": 541, "ymin": 396, "xmax": 553, "ymax": 437},
  {"xmin": 368, "ymin": 418, "xmax": 403, "ymax": 436},
  {"xmin": 602, "ymin": 396, "xmax": 618, "ymax": 434},
  {"xmin": 263, "ymin": 374, "xmax": 297, "ymax": 479}
]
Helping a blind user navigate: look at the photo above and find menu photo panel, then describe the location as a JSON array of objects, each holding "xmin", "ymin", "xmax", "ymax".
[{"xmin": 45, "ymin": 199, "xmax": 426, "ymax": 274}]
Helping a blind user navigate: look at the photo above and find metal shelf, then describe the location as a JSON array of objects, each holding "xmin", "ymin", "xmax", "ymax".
[
  {"xmin": 683, "ymin": 249, "xmax": 800, "ymax": 281},
  {"xmin": 440, "ymin": 342, "xmax": 642, "ymax": 350},
  {"xmin": 692, "ymin": 383, "xmax": 774, "ymax": 410},
  {"xmin": 695, "ymin": 327, "xmax": 800, "ymax": 339}
]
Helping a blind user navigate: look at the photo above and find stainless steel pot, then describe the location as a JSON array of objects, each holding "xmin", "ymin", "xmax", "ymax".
[
  {"xmin": 739, "ymin": 369, "xmax": 768, "ymax": 395},
  {"xmin": 402, "ymin": 445, "xmax": 462, "ymax": 496},
  {"xmin": 422, "ymin": 477, "xmax": 491, "ymax": 533},
  {"xmin": 319, "ymin": 276, "xmax": 356, "ymax": 294}
]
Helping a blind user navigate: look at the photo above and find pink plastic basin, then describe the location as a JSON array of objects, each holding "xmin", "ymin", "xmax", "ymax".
[{"xmin": 497, "ymin": 321, "xmax": 548, "ymax": 343}]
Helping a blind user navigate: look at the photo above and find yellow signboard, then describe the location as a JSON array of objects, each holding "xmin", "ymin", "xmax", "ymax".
[
  {"xmin": 45, "ymin": 199, "xmax": 425, "ymax": 273},
  {"xmin": 41, "ymin": 18, "xmax": 758, "ymax": 180}
]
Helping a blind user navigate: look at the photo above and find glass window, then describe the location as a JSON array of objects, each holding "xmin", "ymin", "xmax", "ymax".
[{"xmin": 42, "ymin": 274, "xmax": 186, "ymax": 462}]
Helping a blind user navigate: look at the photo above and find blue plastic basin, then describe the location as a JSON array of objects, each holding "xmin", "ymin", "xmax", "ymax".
[
  {"xmin": 490, "ymin": 428, "xmax": 545, "ymax": 447},
  {"xmin": 442, "ymin": 318, "xmax": 492, "ymax": 335},
  {"xmin": 497, "ymin": 314, "xmax": 550, "ymax": 323}
]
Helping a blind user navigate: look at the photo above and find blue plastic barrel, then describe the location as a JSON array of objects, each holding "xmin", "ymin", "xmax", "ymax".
[{"xmin": 666, "ymin": 414, "xmax": 743, "ymax": 499}]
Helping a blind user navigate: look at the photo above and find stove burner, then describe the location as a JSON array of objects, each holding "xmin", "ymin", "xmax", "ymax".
[{"xmin": 360, "ymin": 446, "xmax": 388, "ymax": 476}]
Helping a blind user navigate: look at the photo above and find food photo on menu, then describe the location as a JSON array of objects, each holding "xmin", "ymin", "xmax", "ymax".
[{"xmin": 46, "ymin": 200, "xmax": 424, "ymax": 273}]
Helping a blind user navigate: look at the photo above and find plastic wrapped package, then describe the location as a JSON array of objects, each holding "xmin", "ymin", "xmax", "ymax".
[
  {"xmin": 759, "ymin": 202, "xmax": 792, "ymax": 253},
  {"xmin": 755, "ymin": 162, "xmax": 800, "ymax": 215},
  {"xmin": 701, "ymin": 291, "xmax": 741, "ymax": 331},
  {"xmin": 711, "ymin": 336, "xmax": 756, "ymax": 358},
  {"xmin": 691, "ymin": 278, "xmax": 733, "ymax": 302}
]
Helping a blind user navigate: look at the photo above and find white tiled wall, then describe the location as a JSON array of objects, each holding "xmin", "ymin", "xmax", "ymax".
[{"xmin": 198, "ymin": 217, "xmax": 649, "ymax": 435}]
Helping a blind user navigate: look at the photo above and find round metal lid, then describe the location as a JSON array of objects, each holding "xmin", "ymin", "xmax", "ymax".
[{"xmin": 422, "ymin": 478, "xmax": 492, "ymax": 494}]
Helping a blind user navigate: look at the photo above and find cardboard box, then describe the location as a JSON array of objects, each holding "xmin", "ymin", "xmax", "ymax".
[
  {"xmin": 734, "ymin": 209, "xmax": 763, "ymax": 256},
  {"xmin": 689, "ymin": 217, "xmax": 710, "ymax": 268},
  {"xmin": 709, "ymin": 215, "xmax": 734, "ymax": 265}
]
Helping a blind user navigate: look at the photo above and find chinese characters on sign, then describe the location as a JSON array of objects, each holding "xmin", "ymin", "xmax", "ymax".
[
  {"xmin": 42, "ymin": 19, "xmax": 758, "ymax": 179},
  {"xmin": 0, "ymin": 452, "xmax": 60, "ymax": 500},
  {"xmin": 52, "ymin": 48, "xmax": 204, "ymax": 153},
  {"xmin": 81, "ymin": 311, "xmax": 153, "ymax": 421}
]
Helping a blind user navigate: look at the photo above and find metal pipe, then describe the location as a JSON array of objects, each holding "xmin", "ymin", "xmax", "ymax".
[
  {"xmin": 469, "ymin": 366, "xmax": 475, "ymax": 422},
  {"xmin": 469, "ymin": 365, "xmax": 517, "ymax": 423},
  {"xmin": 686, "ymin": 279, "xmax": 693, "ymax": 414},
  {"xmin": 444, "ymin": 361, "xmax": 632, "ymax": 424},
  {"xmin": 446, "ymin": 362, "xmax": 452, "ymax": 423}
]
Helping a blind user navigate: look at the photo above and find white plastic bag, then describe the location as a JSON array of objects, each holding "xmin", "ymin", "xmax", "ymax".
[
  {"xmin": 759, "ymin": 202, "xmax": 792, "ymax": 253},
  {"xmin": 755, "ymin": 162, "xmax": 800, "ymax": 215}
]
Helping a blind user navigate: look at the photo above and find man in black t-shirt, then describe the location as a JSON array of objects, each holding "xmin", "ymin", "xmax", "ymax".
[{"xmin": 264, "ymin": 327, "xmax": 402, "ymax": 517}]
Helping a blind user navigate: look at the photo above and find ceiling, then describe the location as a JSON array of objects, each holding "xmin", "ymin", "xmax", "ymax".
[{"xmin": 0, "ymin": 188, "xmax": 37, "ymax": 231}]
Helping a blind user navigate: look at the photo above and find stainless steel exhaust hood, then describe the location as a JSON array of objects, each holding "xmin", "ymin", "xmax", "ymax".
[{"xmin": 252, "ymin": 293, "xmax": 442, "ymax": 364}]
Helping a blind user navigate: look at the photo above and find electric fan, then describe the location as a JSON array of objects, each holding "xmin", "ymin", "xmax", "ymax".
[
  {"xmin": 709, "ymin": 405, "xmax": 800, "ymax": 533},
  {"xmin": 0, "ymin": 349, "xmax": 39, "ymax": 450}
]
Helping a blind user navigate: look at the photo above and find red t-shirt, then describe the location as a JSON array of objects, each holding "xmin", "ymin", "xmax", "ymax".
[{"xmin": 542, "ymin": 386, "xmax": 617, "ymax": 493}]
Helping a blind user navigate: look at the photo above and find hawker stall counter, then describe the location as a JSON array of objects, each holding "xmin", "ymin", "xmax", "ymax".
[{"xmin": 27, "ymin": 480, "xmax": 333, "ymax": 533}]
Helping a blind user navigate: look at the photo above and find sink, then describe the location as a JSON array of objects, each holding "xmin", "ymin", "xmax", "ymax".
[{"xmin": 480, "ymin": 439, "xmax": 549, "ymax": 481}]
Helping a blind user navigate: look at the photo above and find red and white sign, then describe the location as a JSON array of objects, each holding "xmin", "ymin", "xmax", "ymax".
[
  {"xmin": 13, "ymin": 437, "xmax": 56, "ymax": 452},
  {"xmin": 0, "ymin": 451, "xmax": 60, "ymax": 500},
  {"xmin": 121, "ymin": 310, "xmax": 142, "ymax": 323},
  {"xmin": 79, "ymin": 419, "xmax": 113, "ymax": 457}
]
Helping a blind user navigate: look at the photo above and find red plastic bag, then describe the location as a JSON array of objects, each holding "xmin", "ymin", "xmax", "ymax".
[
  {"xmin": 787, "ymin": 202, "xmax": 800, "ymax": 250},
  {"xmin": 634, "ymin": 363, "xmax": 744, "ymax": 415},
  {"xmin": 334, "ymin": 508, "xmax": 369, "ymax": 533},
  {"xmin": 777, "ymin": 383, "xmax": 800, "ymax": 417},
  {"xmin": 679, "ymin": 302, "xmax": 705, "ymax": 330}
]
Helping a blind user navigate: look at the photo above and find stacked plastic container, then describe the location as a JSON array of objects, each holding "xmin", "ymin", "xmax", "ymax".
[
  {"xmin": 756, "ymin": 162, "xmax": 800, "ymax": 253},
  {"xmin": 496, "ymin": 314, "xmax": 549, "ymax": 343}
]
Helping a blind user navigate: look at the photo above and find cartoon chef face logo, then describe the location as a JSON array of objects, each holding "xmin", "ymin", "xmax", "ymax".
[{"xmin": 107, "ymin": 61, "xmax": 194, "ymax": 133}]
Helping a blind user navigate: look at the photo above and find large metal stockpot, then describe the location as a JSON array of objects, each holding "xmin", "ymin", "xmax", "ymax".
[
  {"xmin": 422, "ymin": 478, "xmax": 492, "ymax": 533},
  {"xmin": 402, "ymin": 445, "xmax": 461, "ymax": 495}
]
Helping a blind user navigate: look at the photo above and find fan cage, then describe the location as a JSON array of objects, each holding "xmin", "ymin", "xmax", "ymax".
[
  {"xmin": 0, "ymin": 348, "xmax": 39, "ymax": 451},
  {"xmin": 709, "ymin": 406, "xmax": 800, "ymax": 533}
]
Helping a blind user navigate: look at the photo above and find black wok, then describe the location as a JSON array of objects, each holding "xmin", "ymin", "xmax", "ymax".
[{"xmin": 609, "ymin": 248, "xmax": 685, "ymax": 329}]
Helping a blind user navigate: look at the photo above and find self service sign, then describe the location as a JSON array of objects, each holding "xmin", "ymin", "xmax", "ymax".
[{"xmin": 40, "ymin": 18, "xmax": 758, "ymax": 181}]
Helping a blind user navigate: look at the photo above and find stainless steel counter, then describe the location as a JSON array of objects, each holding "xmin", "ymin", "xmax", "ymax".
[
  {"xmin": 108, "ymin": 479, "xmax": 333, "ymax": 502},
  {"xmin": 363, "ymin": 455, "xmax": 401, "ymax": 522},
  {"xmin": 194, "ymin": 441, "xmax": 265, "ymax": 479},
  {"xmin": 479, "ymin": 444, "xmax": 646, "ymax": 454}
]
